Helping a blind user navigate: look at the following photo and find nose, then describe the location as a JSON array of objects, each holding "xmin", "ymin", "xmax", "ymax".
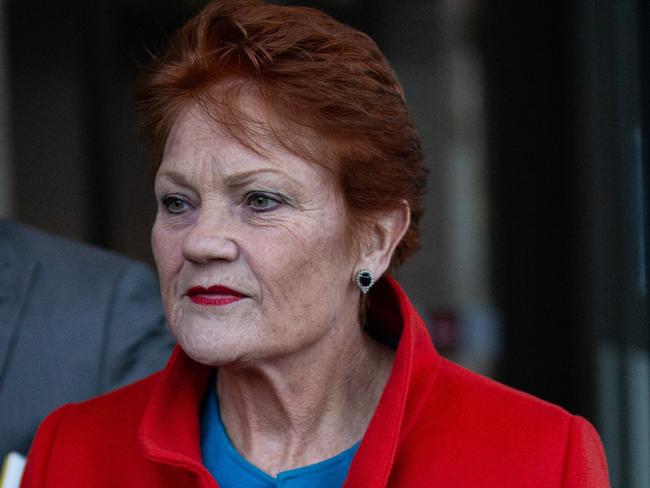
[{"xmin": 181, "ymin": 207, "xmax": 239, "ymax": 264}]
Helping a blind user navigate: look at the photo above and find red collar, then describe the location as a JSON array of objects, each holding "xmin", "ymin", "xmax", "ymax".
[{"xmin": 138, "ymin": 276, "xmax": 442, "ymax": 487}]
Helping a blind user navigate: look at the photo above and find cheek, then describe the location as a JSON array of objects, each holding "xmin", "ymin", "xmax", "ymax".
[
  {"xmin": 272, "ymin": 224, "xmax": 354, "ymax": 340},
  {"xmin": 250, "ymin": 217, "xmax": 353, "ymax": 300}
]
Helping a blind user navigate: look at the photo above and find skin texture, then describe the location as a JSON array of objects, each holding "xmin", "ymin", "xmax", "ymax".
[{"xmin": 152, "ymin": 101, "xmax": 409, "ymax": 476}]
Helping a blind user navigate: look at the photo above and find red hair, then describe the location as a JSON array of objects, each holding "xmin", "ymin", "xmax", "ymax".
[{"xmin": 136, "ymin": 0, "xmax": 427, "ymax": 269}]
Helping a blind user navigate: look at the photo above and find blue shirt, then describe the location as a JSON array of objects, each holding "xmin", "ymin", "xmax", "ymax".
[{"xmin": 200, "ymin": 386, "xmax": 360, "ymax": 488}]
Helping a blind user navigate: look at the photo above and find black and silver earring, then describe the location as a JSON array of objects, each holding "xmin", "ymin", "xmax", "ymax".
[{"xmin": 355, "ymin": 269, "xmax": 374, "ymax": 294}]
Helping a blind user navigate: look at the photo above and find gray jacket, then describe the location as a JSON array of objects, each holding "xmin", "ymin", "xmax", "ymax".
[{"xmin": 0, "ymin": 220, "xmax": 174, "ymax": 456}]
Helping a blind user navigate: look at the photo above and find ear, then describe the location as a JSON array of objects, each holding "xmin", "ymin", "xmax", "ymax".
[{"xmin": 357, "ymin": 200, "xmax": 411, "ymax": 279}]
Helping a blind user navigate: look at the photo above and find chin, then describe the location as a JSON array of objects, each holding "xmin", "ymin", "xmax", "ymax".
[
  {"xmin": 178, "ymin": 332, "xmax": 299, "ymax": 370},
  {"xmin": 179, "ymin": 339, "xmax": 237, "ymax": 367},
  {"xmin": 175, "ymin": 327, "xmax": 263, "ymax": 367}
]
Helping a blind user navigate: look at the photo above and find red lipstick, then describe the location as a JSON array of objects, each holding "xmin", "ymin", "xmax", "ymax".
[{"xmin": 186, "ymin": 285, "xmax": 245, "ymax": 306}]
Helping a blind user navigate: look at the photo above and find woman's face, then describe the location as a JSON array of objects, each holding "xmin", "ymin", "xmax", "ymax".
[{"xmin": 152, "ymin": 106, "xmax": 361, "ymax": 366}]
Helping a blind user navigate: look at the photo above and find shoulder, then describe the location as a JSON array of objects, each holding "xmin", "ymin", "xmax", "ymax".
[
  {"xmin": 434, "ymin": 358, "xmax": 572, "ymax": 425},
  {"xmin": 31, "ymin": 371, "xmax": 161, "ymax": 444},
  {"xmin": 420, "ymin": 358, "xmax": 577, "ymax": 454},
  {"xmin": 22, "ymin": 373, "xmax": 163, "ymax": 486},
  {"xmin": 428, "ymin": 358, "xmax": 584, "ymax": 447},
  {"xmin": 2, "ymin": 220, "xmax": 145, "ymax": 273},
  {"xmin": 2, "ymin": 219, "xmax": 156, "ymax": 289},
  {"xmin": 397, "ymin": 359, "xmax": 608, "ymax": 486}
]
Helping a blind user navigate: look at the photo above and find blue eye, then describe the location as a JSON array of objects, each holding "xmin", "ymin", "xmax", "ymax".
[
  {"xmin": 246, "ymin": 192, "xmax": 282, "ymax": 212},
  {"xmin": 162, "ymin": 195, "xmax": 189, "ymax": 214}
]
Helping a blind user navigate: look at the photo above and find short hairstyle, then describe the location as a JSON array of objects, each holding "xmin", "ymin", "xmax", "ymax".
[{"xmin": 136, "ymin": 0, "xmax": 427, "ymax": 270}]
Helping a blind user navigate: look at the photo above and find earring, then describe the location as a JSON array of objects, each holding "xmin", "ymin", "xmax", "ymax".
[{"xmin": 355, "ymin": 269, "xmax": 374, "ymax": 294}]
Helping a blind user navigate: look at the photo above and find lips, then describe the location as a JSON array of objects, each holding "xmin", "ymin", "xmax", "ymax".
[{"xmin": 186, "ymin": 285, "xmax": 245, "ymax": 306}]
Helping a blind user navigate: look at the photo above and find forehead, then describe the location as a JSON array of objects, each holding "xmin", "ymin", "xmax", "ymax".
[{"xmin": 159, "ymin": 105, "xmax": 332, "ymax": 187}]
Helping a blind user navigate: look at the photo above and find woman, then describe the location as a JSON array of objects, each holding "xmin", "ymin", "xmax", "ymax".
[{"xmin": 21, "ymin": 1, "xmax": 609, "ymax": 486}]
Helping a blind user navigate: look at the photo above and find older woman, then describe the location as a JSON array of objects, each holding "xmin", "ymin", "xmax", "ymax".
[{"xmin": 21, "ymin": 1, "xmax": 609, "ymax": 487}]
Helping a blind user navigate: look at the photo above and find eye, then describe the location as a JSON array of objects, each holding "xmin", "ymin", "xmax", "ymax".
[
  {"xmin": 245, "ymin": 191, "xmax": 282, "ymax": 212},
  {"xmin": 161, "ymin": 195, "xmax": 190, "ymax": 214}
]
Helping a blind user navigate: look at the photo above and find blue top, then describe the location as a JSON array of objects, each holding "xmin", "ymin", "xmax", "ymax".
[{"xmin": 200, "ymin": 386, "xmax": 360, "ymax": 488}]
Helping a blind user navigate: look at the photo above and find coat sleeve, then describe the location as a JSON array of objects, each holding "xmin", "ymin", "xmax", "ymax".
[
  {"xmin": 100, "ymin": 261, "xmax": 175, "ymax": 392},
  {"xmin": 20, "ymin": 405, "xmax": 69, "ymax": 488},
  {"xmin": 561, "ymin": 416, "xmax": 610, "ymax": 487}
]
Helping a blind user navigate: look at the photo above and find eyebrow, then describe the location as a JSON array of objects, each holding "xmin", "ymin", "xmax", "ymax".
[
  {"xmin": 221, "ymin": 168, "xmax": 301, "ymax": 188},
  {"xmin": 156, "ymin": 168, "xmax": 302, "ymax": 189}
]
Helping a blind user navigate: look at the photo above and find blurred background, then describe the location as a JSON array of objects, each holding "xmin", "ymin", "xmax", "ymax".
[{"xmin": 0, "ymin": 0, "xmax": 648, "ymax": 484}]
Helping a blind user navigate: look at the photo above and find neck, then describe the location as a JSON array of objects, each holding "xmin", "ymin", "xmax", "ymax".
[{"xmin": 216, "ymin": 321, "xmax": 394, "ymax": 477}]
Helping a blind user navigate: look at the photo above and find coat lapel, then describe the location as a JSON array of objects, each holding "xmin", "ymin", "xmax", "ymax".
[
  {"xmin": 139, "ymin": 346, "xmax": 215, "ymax": 485},
  {"xmin": 344, "ymin": 277, "xmax": 441, "ymax": 488}
]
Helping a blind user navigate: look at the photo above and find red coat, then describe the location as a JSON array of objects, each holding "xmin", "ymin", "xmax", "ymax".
[{"xmin": 21, "ymin": 277, "xmax": 609, "ymax": 487}]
